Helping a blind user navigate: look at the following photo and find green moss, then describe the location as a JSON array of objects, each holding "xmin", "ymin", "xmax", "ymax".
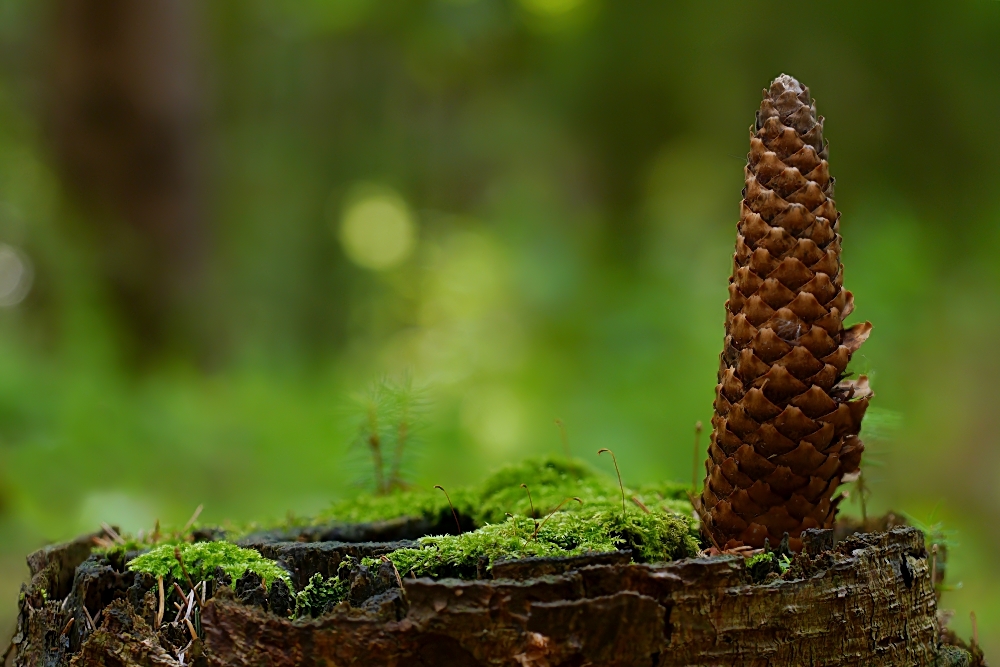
[
  {"xmin": 119, "ymin": 458, "xmax": 700, "ymax": 589},
  {"xmin": 319, "ymin": 486, "xmax": 474, "ymax": 525},
  {"xmin": 318, "ymin": 457, "xmax": 700, "ymax": 577},
  {"xmin": 320, "ymin": 457, "xmax": 697, "ymax": 530},
  {"xmin": 127, "ymin": 541, "xmax": 291, "ymax": 590},
  {"xmin": 777, "ymin": 554, "xmax": 791, "ymax": 573},
  {"xmin": 294, "ymin": 572, "xmax": 349, "ymax": 618},
  {"xmin": 378, "ymin": 505, "xmax": 698, "ymax": 578}
]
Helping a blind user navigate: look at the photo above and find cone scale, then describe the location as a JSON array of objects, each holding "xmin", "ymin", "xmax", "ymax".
[{"xmin": 698, "ymin": 75, "xmax": 873, "ymax": 552}]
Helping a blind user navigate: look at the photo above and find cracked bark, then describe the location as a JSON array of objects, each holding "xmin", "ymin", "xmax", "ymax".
[{"xmin": 9, "ymin": 526, "xmax": 944, "ymax": 666}]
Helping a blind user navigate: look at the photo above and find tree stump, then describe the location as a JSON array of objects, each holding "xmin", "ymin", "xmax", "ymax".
[{"xmin": 7, "ymin": 521, "xmax": 954, "ymax": 666}]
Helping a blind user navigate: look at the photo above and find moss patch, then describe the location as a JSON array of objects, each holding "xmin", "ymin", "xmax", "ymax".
[
  {"xmin": 294, "ymin": 572, "xmax": 349, "ymax": 617},
  {"xmin": 127, "ymin": 541, "xmax": 291, "ymax": 590},
  {"xmin": 121, "ymin": 458, "xmax": 699, "ymax": 589},
  {"xmin": 320, "ymin": 457, "xmax": 695, "ymax": 528},
  {"xmin": 328, "ymin": 458, "xmax": 701, "ymax": 578},
  {"xmin": 375, "ymin": 506, "xmax": 697, "ymax": 578}
]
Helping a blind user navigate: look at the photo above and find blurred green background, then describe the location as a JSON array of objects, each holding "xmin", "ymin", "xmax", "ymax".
[{"xmin": 0, "ymin": 0, "xmax": 996, "ymax": 655}]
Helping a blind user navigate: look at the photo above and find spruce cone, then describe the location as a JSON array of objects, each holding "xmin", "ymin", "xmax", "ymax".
[{"xmin": 698, "ymin": 75, "xmax": 873, "ymax": 552}]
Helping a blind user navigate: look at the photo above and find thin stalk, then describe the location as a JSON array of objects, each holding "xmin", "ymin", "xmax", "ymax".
[
  {"xmin": 156, "ymin": 576, "xmax": 164, "ymax": 628},
  {"xmin": 598, "ymin": 449, "xmax": 626, "ymax": 522},
  {"xmin": 435, "ymin": 485, "xmax": 462, "ymax": 534},
  {"xmin": 520, "ymin": 484, "xmax": 536, "ymax": 518},
  {"xmin": 532, "ymin": 497, "xmax": 583, "ymax": 540},
  {"xmin": 631, "ymin": 496, "xmax": 651, "ymax": 514},
  {"xmin": 183, "ymin": 504, "xmax": 203, "ymax": 532},
  {"xmin": 173, "ymin": 548, "xmax": 201, "ymax": 613}
]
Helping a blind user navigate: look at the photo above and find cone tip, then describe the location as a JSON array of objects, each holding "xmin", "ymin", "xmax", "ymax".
[{"xmin": 770, "ymin": 73, "xmax": 806, "ymax": 96}]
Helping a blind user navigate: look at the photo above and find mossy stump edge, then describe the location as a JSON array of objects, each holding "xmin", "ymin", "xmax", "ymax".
[{"xmin": 9, "ymin": 523, "xmax": 946, "ymax": 666}]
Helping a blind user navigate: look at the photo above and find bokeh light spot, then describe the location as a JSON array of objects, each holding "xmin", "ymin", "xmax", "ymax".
[
  {"xmin": 338, "ymin": 188, "xmax": 416, "ymax": 271},
  {"xmin": 0, "ymin": 244, "xmax": 32, "ymax": 307}
]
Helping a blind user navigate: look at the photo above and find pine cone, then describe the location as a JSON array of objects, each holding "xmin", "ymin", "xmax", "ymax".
[{"xmin": 698, "ymin": 75, "xmax": 873, "ymax": 552}]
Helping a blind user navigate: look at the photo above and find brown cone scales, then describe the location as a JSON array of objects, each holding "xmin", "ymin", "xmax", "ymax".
[{"xmin": 698, "ymin": 75, "xmax": 873, "ymax": 552}]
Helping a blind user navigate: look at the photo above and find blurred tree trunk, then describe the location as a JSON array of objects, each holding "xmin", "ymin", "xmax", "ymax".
[{"xmin": 45, "ymin": 0, "xmax": 208, "ymax": 364}]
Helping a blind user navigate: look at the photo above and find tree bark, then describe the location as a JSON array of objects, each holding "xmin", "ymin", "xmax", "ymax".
[{"xmin": 8, "ymin": 524, "xmax": 949, "ymax": 667}]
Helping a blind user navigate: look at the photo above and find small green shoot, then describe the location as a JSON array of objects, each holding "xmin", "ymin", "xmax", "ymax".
[
  {"xmin": 778, "ymin": 554, "xmax": 791, "ymax": 573},
  {"xmin": 350, "ymin": 375, "xmax": 428, "ymax": 495}
]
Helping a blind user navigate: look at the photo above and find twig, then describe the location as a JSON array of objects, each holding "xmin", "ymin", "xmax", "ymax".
[
  {"xmin": 174, "ymin": 548, "xmax": 202, "ymax": 612},
  {"xmin": 555, "ymin": 419, "xmax": 570, "ymax": 458},
  {"xmin": 692, "ymin": 421, "xmax": 703, "ymax": 492},
  {"xmin": 92, "ymin": 609, "xmax": 102, "ymax": 627},
  {"xmin": 156, "ymin": 576, "xmax": 165, "ymax": 628},
  {"xmin": 434, "ymin": 485, "xmax": 462, "ymax": 534},
  {"xmin": 631, "ymin": 496, "xmax": 651, "ymax": 514},
  {"xmin": 60, "ymin": 617, "xmax": 74, "ymax": 636},
  {"xmin": 379, "ymin": 555, "xmax": 404, "ymax": 589},
  {"xmin": 184, "ymin": 591, "xmax": 195, "ymax": 622},
  {"xmin": 2, "ymin": 635, "xmax": 16, "ymax": 665},
  {"xmin": 100, "ymin": 523, "xmax": 125, "ymax": 545},
  {"xmin": 598, "ymin": 449, "xmax": 626, "ymax": 521},
  {"xmin": 177, "ymin": 639, "xmax": 193, "ymax": 665},
  {"xmin": 82, "ymin": 605, "xmax": 95, "ymax": 632},
  {"xmin": 184, "ymin": 617, "xmax": 198, "ymax": 642},
  {"xmin": 532, "ymin": 497, "xmax": 582, "ymax": 540},
  {"xmin": 183, "ymin": 504, "xmax": 204, "ymax": 532},
  {"xmin": 971, "ymin": 610, "xmax": 978, "ymax": 649}
]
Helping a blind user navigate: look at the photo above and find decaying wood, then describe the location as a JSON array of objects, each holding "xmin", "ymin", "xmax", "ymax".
[{"xmin": 9, "ymin": 524, "xmax": 949, "ymax": 666}]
